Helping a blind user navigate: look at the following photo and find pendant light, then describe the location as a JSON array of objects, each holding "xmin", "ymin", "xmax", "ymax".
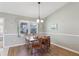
[{"xmin": 36, "ymin": 2, "xmax": 44, "ymax": 23}]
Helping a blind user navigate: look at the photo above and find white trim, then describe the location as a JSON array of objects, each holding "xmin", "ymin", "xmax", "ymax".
[
  {"xmin": 51, "ymin": 33, "xmax": 79, "ymax": 37},
  {"xmin": 40, "ymin": 32, "xmax": 79, "ymax": 37},
  {"xmin": 4, "ymin": 42, "xmax": 79, "ymax": 54},
  {"xmin": 51, "ymin": 43, "xmax": 79, "ymax": 54},
  {"xmin": 4, "ymin": 34, "xmax": 17, "ymax": 36},
  {"xmin": 4, "ymin": 32, "xmax": 79, "ymax": 37},
  {"xmin": 4, "ymin": 43, "xmax": 26, "ymax": 48}
]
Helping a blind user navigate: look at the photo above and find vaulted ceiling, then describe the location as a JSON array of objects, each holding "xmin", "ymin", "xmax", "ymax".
[{"xmin": 0, "ymin": 2, "xmax": 69, "ymax": 18}]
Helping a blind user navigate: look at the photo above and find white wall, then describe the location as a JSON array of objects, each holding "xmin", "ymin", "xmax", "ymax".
[
  {"xmin": 0, "ymin": 12, "xmax": 44, "ymax": 47},
  {"xmin": 44, "ymin": 2, "xmax": 79, "ymax": 51},
  {"xmin": 0, "ymin": 37, "xmax": 3, "ymax": 48}
]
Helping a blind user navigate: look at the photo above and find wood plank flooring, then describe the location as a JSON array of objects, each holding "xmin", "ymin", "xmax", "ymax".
[{"xmin": 8, "ymin": 44, "xmax": 79, "ymax": 56}]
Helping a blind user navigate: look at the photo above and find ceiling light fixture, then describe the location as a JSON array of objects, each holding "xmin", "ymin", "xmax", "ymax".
[{"xmin": 36, "ymin": 2, "xmax": 44, "ymax": 23}]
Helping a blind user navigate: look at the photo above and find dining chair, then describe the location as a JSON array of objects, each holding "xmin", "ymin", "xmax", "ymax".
[
  {"xmin": 37, "ymin": 36, "xmax": 50, "ymax": 53},
  {"xmin": 30, "ymin": 40, "xmax": 42, "ymax": 55}
]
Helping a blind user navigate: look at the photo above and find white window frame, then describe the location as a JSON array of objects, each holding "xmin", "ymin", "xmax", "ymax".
[
  {"xmin": 30, "ymin": 21, "xmax": 38, "ymax": 34},
  {"xmin": 0, "ymin": 18, "xmax": 4, "ymax": 37},
  {"xmin": 19, "ymin": 20, "xmax": 38, "ymax": 36}
]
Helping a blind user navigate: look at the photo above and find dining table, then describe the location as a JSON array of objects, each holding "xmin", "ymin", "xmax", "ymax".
[{"xmin": 25, "ymin": 35, "xmax": 50, "ymax": 55}]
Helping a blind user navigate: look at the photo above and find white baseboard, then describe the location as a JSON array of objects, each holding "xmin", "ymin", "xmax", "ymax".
[
  {"xmin": 2, "ymin": 43, "xmax": 26, "ymax": 56},
  {"xmin": 3, "ymin": 42, "xmax": 79, "ymax": 55},
  {"xmin": 51, "ymin": 43, "xmax": 79, "ymax": 54}
]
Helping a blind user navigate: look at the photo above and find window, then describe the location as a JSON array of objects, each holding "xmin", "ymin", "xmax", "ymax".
[
  {"xmin": 0, "ymin": 18, "xmax": 4, "ymax": 36},
  {"xmin": 30, "ymin": 22, "xmax": 38, "ymax": 35},
  {"xmin": 19, "ymin": 20, "xmax": 38, "ymax": 36}
]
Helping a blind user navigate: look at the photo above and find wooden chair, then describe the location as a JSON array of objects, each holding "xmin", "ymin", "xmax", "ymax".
[
  {"xmin": 30, "ymin": 40, "xmax": 42, "ymax": 55},
  {"xmin": 40, "ymin": 36, "xmax": 50, "ymax": 52},
  {"xmin": 36, "ymin": 35, "xmax": 50, "ymax": 53}
]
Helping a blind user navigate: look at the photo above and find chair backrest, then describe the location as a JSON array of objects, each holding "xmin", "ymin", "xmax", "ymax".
[
  {"xmin": 36, "ymin": 35, "xmax": 50, "ymax": 47},
  {"xmin": 30, "ymin": 35, "xmax": 50, "ymax": 49},
  {"xmin": 31, "ymin": 40, "xmax": 42, "ymax": 49}
]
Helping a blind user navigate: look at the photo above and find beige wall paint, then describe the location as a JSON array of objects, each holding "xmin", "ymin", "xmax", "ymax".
[{"xmin": 44, "ymin": 3, "xmax": 79, "ymax": 51}]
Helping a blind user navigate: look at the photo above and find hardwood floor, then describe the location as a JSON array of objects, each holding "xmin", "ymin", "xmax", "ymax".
[{"xmin": 8, "ymin": 44, "xmax": 79, "ymax": 56}]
